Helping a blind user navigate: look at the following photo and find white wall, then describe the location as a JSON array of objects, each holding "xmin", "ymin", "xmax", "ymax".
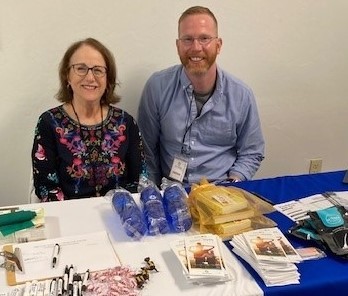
[{"xmin": 1, "ymin": 0, "xmax": 347, "ymax": 206}]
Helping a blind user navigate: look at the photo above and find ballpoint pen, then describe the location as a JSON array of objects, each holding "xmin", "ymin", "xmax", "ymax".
[
  {"xmin": 77, "ymin": 274, "xmax": 82, "ymax": 296},
  {"xmin": 68, "ymin": 265, "xmax": 74, "ymax": 295},
  {"xmin": 9, "ymin": 287, "xmax": 22, "ymax": 296},
  {"xmin": 43, "ymin": 280, "xmax": 51, "ymax": 296},
  {"xmin": 36, "ymin": 281, "xmax": 45, "ymax": 296},
  {"xmin": 63, "ymin": 265, "xmax": 69, "ymax": 294},
  {"xmin": 72, "ymin": 273, "xmax": 79, "ymax": 296},
  {"xmin": 52, "ymin": 243, "xmax": 60, "ymax": 268},
  {"xmin": 49, "ymin": 278, "xmax": 57, "ymax": 296},
  {"xmin": 22, "ymin": 282, "xmax": 31, "ymax": 296},
  {"xmin": 81, "ymin": 269, "xmax": 90, "ymax": 293},
  {"xmin": 57, "ymin": 277, "xmax": 63, "ymax": 296},
  {"xmin": 29, "ymin": 280, "xmax": 38, "ymax": 296}
]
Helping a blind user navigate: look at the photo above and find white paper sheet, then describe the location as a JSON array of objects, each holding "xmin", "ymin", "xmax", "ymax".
[{"xmin": 12, "ymin": 230, "xmax": 120, "ymax": 284}]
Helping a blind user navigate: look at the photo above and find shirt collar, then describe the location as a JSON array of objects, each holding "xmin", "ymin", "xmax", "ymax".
[{"xmin": 179, "ymin": 65, "xmax": 223, "ymax": 94}]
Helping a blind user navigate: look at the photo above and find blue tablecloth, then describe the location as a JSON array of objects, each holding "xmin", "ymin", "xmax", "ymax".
[{"xmin": 226, "ymin": 170, "xmax": 348, "ymax": 296}]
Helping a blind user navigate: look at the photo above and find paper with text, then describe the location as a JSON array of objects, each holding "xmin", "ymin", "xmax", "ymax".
[{"xmin": 8, "ymin": 231, "xmax": 120, "ymax": 284}]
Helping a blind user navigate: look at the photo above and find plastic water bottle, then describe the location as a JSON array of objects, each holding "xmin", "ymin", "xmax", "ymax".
[
  {"xmin": 163, "ymin": 184, "xmax": 192, "ymax": 232},
  {"xmin": 112, "ymin": 190, "xmax": 147, "ymax": 239},
  {"xmin": 140, "ymin": 186, "xmax": 170, "ymax": 235}
]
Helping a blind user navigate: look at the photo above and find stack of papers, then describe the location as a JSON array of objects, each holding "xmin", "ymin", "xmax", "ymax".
[
  {"xmin": 170, "ymin": 234, "xmax": 231, "ymax": 285},
  {"xmin": 274, "ymin": 191, "xmax": 348, "ymax": 222},
  {"xmin": 230, "ymin": 227, "xmax": 302, "ymax": 287}
]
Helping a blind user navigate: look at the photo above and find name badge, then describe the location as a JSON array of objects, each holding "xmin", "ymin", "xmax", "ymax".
[{"xmin": 169, "ymin": 156, "xmax": 188, "ymax": 182}]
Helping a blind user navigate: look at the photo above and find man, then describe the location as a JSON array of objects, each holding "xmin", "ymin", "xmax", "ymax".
[{"xmin": 138, "ymin": 6, "xmax": 264, "ymax": 186}]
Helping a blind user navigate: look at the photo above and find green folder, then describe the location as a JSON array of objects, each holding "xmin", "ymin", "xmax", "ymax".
[{"xmin": 0, "ymin": 210, "xmax": 36, "ymax": 236}]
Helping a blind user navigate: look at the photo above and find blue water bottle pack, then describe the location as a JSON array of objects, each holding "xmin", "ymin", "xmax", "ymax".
[
  {"xmin": 162, "ymin": 180, "xmax": 192, "ymax": 233},
  {"xmin": 140, "ymin": 185, "xmax": 170, "ymax": 235},
  {"xmin": 112, "ymin": 189, "xmax": 147, "ymax": 239}
]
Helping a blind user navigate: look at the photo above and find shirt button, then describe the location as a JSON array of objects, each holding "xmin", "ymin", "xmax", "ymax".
[{"xmin": 191, "ymin": 158, "xmax": 194, "ymax": 161}]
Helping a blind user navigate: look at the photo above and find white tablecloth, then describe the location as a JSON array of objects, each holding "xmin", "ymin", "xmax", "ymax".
[{"xmin": 0, "ymin": 196, "xmax": 263, "ymax": 296}]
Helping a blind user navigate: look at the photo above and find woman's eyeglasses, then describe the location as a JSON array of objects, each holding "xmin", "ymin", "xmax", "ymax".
[{"xmin": 70, "ymin": 63, "xmax": 107, "ymax": 78}]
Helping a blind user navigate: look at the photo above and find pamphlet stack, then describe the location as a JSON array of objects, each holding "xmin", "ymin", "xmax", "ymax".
[
  {"xmin": 170, "ymin": 234, "xmax": 231, "ymax": 285},
  {"xmin": 230, "ymin": 227, "xmax": 302, "ymax": 287}
]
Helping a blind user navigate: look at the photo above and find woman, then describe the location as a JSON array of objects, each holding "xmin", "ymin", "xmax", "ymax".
[{"xmin": 32, "ymin": 38, "xmax": 145, "ymax": 201}]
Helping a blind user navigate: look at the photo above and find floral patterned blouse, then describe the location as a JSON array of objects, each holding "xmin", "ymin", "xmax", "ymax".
[{"xmin": 32, "ymin": 105, "xmax": 145, "ymax": 201}]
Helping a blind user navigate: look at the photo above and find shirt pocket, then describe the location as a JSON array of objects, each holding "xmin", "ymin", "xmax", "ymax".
[{"xmin": 200, "ymin": 121, "xmax": 235, "ymax": 146}]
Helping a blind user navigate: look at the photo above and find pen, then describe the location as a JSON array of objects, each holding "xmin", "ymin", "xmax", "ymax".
[
  {"xmin": 81, "ymin": 269, "xmax": 89, "ymax": 293},
  {"xmin": 29, "ymin": 280, "xmax": 38, "ymax": 296},
  {"xmin": 63, "ymin": 265, "xmax": 69, "ymax": 294},
  {"xmin": 36, "ymin": 281, "xmax": 45, "ymax": 296},
  {"xmin": 68, "ymin": 265, "xmax": 74, "ymax": 295},
  {"xmin": 9, "ymin": 287, "xmax": 22, "ymax": 296},
  {"xmin": 49, "ymin": 278, "xmax": 57, "ymax": 296},
  {"xmin": 23, "ymin": 282, "xmax": 31, "ymax": 296},
  {"xmin": 57, "ymin": 277, "xmax": 63, "ymax": 296},
  {"xmin": 72, "ymin": 274, "xmax": 79, "ymax": 296},
  {"xmin": 77, "ymin": 274, "xmax": 82, "ymax": 296},
  {"xmin": 43, "ymin": 280, "xmax": 51, "ymax": 296},
  {"xmin": 52, "ymin": 243, "xmax": 60, "ymax": 268}
]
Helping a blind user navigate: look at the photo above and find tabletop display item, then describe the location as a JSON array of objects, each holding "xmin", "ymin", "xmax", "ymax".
[
  {"xmin": 230, "ymin": 227, "xmax": 301, "ymax": 287},
  {"xmin": 188, "ymin": 179, "xmax": 276, "ymax": 239},
  {"xmin": 170, "ymin": 233, "xmax": 231, "ymax": 285}
]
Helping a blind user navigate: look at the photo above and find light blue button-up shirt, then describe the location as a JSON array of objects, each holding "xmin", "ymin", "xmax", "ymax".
[{"xmin": 138, "ymin": 65, "xmax": 264, "ymax": 185}]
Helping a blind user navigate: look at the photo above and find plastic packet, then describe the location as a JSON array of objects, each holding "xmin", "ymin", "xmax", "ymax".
[
  {"xmin": 161, "ymin": 178, "xmax": 192, "ymax": 233},
  {"xmin": 188, "ymin": 179, "xmax": 277, "ymax": 240},
  {"xmin": 295, "ymin": 247, "xmax": 326, "ymax": 260},
  {"xmin": 111, "ymin": 188, "xmax": 147, "ymax": 239},
  {"xmin": 138, "ymin": 177, "xmax": 169, "ymax": 235},
  {"xmin": 188, "ymin": 179, "xmax": 275, "ymax": 226}
]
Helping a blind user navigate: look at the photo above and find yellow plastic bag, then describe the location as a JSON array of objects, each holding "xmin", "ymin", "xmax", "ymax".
[{"xmin": 188, "ymin": 179, "xmax": 276, "ymax": 240}]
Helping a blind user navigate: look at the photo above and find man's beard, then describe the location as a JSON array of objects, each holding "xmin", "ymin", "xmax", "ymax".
[{"xmin": 180, "ymin": 54, "xmax": 217, "ymax": 76}]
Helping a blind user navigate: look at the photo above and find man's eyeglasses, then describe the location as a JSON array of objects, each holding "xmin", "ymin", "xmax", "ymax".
[
  {"xmin": 178, "ymin": 36, "xmax": 218, "ymax": 46},
  {"xmin": 70, "ymin": 63, "xmax": 107, "ymax": 78}
]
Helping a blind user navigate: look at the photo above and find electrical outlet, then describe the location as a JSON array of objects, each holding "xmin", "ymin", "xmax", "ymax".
[{"xmin": 309, "ymin": 159, "xmax": 322, "ymax": 174}]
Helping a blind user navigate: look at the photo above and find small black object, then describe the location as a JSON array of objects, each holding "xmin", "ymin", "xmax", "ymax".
[
  {"xmin": 135, "ymin": 269, "xmax": 149, "ymax": 289},
  {"xmin": 144, "ymin": 257, "xmax": 158, "ymax": 272}
]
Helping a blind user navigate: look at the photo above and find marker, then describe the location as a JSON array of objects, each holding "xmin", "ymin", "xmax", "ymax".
[
  {"xmin": 22, "ymin": 282, "xmax": 31, "ymax": 296},
  {"xmin": 68, "ymin": 265, "xmax": 74, "ymax": 295},
  {"xmin": 72, "ymin": 274, "xmax": 79, "ymax": 296},
  {"xmin": 63, "ymin": 265, "xmax": 69, "ymax": 294},
  {"xmin": 43, "ymin": 280, "xmax": 51, "ymax": 296},
  {"xmin": 10, "ymin": 287, "xmax": 22, "ymax": 296},
  {"xmin": 57, "ymin": 277, "xmax": 63, "ymax": 296},
  {"xmin": 36, "ymin": 281, "xmax": 45, "ymax": 296},
  {"xmin": 29, "ymin": 280, "xmax": 38, "ymax": 296},
  {"xmin": 52, "ymin": 243, "xmax": 60, "ymax": 268},
  {"xmin": 49, "ymin": 278, "xmax": 57, "ymax": 296},
  {"xmin": 77, "ymin": 274, "xmax": 82, "ymax": 296},
  {"xmin": 81, "ymin": 269, "xmax": 90, "ymax": 293}
]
